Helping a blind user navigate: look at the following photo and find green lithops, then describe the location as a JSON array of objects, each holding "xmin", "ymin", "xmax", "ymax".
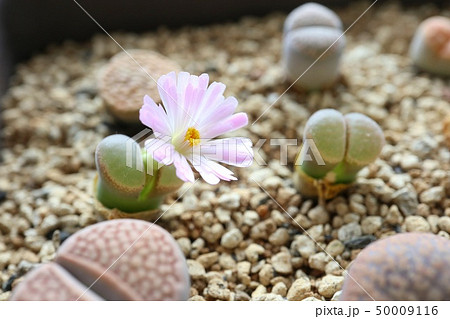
[
  {"xmin": 294, "ymin": 109, "xmax": 384, "ymax": 199},
  {"xmin": 94, "ymin": 134, "xmax": 184, "ymax": 219}
]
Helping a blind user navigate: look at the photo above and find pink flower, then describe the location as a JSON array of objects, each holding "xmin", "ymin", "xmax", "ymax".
[{"xmin": 140, "ymin": 72, "xmax": 253, "ymax": 185}]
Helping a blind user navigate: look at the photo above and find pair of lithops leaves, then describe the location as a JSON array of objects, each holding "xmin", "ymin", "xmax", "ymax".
[
  {"xmin": 11, "ymin": 219, "xmax": 190, "ymax": 300},
  {"xmin": 409, "ymin": 16, "xmax": 450, "ymax": 76},
  {"xmin": 94, "ymin": 134, "xmax": 184, "ymax": 219},
  {"xmin": 341, "ymin": 233, "xmax": 450, "ymax": 301},
  {"xmin": 294, "ymin": 109, "xmax": 384, "ymax": 199},
  {"xmin": 283, "ymin": 2, "xmax": 346, "ymax": 90}
]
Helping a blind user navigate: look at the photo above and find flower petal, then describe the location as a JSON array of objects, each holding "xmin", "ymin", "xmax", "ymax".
[
  {"xmin": 157, "ymin": 72, "xmax": 179, "ymax": 129},
  {"xmin": 201, "ymin": 137, "xmax": 254, "ymax": 167},
  {"xmin": 199, "ymin": 96, "xmax": 238, "ymax": 127},
  {"xmin": 144, "ymin": 138, "xmax": 175, "ymax": 165},
  {"xmin": 201, "ymin": 112, "xmax": 249, "ymax": 139},
  {"xmin": 140, "ymin": 95, "xmax": 172, "ymax": 135},
  {"xmin": 173, "ymin": 152, "xmax": 195, "ymax": 183}
]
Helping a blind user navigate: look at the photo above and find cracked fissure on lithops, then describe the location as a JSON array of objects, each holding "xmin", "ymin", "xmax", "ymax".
[
  {"xmin": 95, "ymin": 134, "xmax": 183, "ymax": 214},
  {"xmin": 10, "ymin": 219, "xmax": 190, "ymax": 301},
  {"xmin": 340, "ymin": 233, "xmax": 450, "ymax": 301},
  {"xmin": 295, "ymin": 109, "xmax": 384, "ymax": 198}
]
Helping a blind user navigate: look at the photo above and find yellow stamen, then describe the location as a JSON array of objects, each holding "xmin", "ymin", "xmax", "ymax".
[{"xmin": 184, "ymin": 127, "xmax": 201, "ymax": 147}]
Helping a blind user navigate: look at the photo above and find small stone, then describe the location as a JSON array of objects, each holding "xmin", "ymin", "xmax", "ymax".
[
  {"xmin": 271, "ymin": 251, "xmax": 292, "ymax": 274},
  {"xmin": 420, "ymin": 186, "xmax": 444, "ymax": 204},
  {"xmin": 272, "ymin": 282, "xmax": 288, "ymax": 297},
  {"xmin": 237, "ymin": 261, "xmax": 251, "ymax": 276},
  {"xmin": 308, "ymin": 252, "xmax": 330, "ymax": 271},
  {"xmin": 235, "ymin": 290, "xmax": 251, "ymax": 301},
  {"xmin": 215, "ymin": 208, "xmax": 231, "ymax": 223},
  {"xmin": 361, "ymin": 216, "xmax": 383, "ymax": 235},
  {"xmin": 292, "ymin": 235, "xmax": 316, "ymax": 258},
  {"xmin": 202, "ymin": 223, "xmax": 224, "ymax": 244},
  {"xmin": 245, "ymin": 243, "xmax": 265, "ymax": 263},
  {"xmin": 405, "ymin": 216, "xmax": 430, "ymax": 232},
  {"xmin": 438, "ymin": 216, "xmax": 450, "ymax": 233},
  {"xmin": 325, "ymin": 261, "xmax": 342, "ymax": 275},
  {"xmin": 196, "ymin": 252, "xmax": 219, "ymax": 269},
  {"xmin": 219, "ymin": 253, "xmax": 236, "ymax": 270},
  {"xmin": 177, "ymin": 237, "xmax": 191, "ymax": 257},
  {"xmin": 218, "ymin": 193, "xmax": 241, "ymax": 209},
  {"xmin": 392, "ymin": 187, "xmax": 418, "ymax": 216},
  {"xmin": 385, "ymin": 205, "xmax": 403, "ymax": 225},
  {"xmin": 243, "ymin": 210, "xmax": 260, "ymax": 226},
  {"xmin": 400, "ymin": 154, "xmax": 420, "ymax": 170},
  {"xmin": 331, "ymin": 290, "xmax": 342, "ymax": 301},
  {"xmin": 318, "ymin": 275, "xmax": 344, "ymax": 298},
  {"xmin": 187, "ymin": 260, "xmax": 206, "ymax": 280},
  {"xmin": 39, "ymin": 214, "xmax": 60, "ymax": 235},
  {"xmin": 183, "ymin": 195, "xmax": 198, "ymax": 211},
  {"xmin": 220, "ymin": 229, "xmax": 243, "ymax": 249},
  {"xmin": 259, "ymin": 264, "xmax": 274, "ymax": 286},
  {"xmin": 344, "ymin": 235, "xmax": 376, "ymax": 250},
  {"xmin": 307, "ymin": 206, "xmax": 329, "ymax": 224},
  {"xmin": 287, "ymin": 278, "xmax": 311, "ymax": 301},
  {"xmin": 268, "ymin": 228, "xmax": 290, "ymax": 246},
  {"xmin": 325, "ymin": 240, "xmax": 345, "ymax": 257},
  {"xmin": 251, "ymin": 284, "xmax": 267, "ymax": 298},
  {"xmin": 0, "ymin": 251, "xmax": 12, "ymax": 269},
  {"xmin": 337, "ymin": 222, "xmax": 362, "ymax": 242},
  {"xmin": 204, "ymin": 281, "xmax": 231, "ymax": 301}
]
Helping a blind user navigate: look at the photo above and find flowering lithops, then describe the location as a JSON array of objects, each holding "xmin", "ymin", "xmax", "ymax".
[
  {"xmin": 94, "ymin": 134, "xmax": 183, "ymax": 219},
  {"xmin": 409, "ymin": 16, "xmax": 450, "ymax": 76},
  {"xmin": 294, "ymin": 109, "xmax": 384, "ymax": 199},
  {"xmin": 283, "ymin": 2, "xmax": 345, "ymax": 90},
  {"xmin": 340, "ymin": 233, "xmax": 450, "ymax": 301},
  {"xmin": 140, "ymin": 71, "xmax": 254, "ymax": 184},
  {"xmin": 11, "ymin": 219, "xmax": 190, "ymax": 300},
  {"xmin": 98, "ymin": 50, "xmax": 181, "ymax": 123}
]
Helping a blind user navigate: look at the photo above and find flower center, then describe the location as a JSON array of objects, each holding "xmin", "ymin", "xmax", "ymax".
[{"xmin": 184, "ymin": 127, "xmax": 200, "ymax": 147}]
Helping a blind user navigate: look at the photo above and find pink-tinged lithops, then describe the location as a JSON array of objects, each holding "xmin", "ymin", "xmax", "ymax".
[
  {"xmin": 409, "ymin": 16, "xmax": 450, "ymax": 76},
  {"xmin": 294, "ymin": 109, "xmax": 384, "ymax": 199},
  {"xmin": 282, "ymin": 2, "xmax": 345, "ymax": 90},
  {"xmin": 340, "ymin": 233, "xmax": 450, "ymax": 301},
  {"xmin": 98, "ymin": 50, "xmax": 181, "ymax": 123},
  {"xmin": 11, "ymin": 219, "xmax": 190, "ymax": 300}
]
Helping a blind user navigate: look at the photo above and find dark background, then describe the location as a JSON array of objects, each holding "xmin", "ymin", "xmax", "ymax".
[{"xmin": 0, "ymin": 0, "xmax": 447, "ymax": 96}]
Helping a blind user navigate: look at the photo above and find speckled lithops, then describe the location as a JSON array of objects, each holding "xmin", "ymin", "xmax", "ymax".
[
  {"xmin": 94, "ymin": 134, "xmax": 183, "ymax": 219},
  {"xmin": 340, "ymin": 233, "xmax": 450, "ymax": 301},
  {"xmin": 282, "ymin": 2, "xmax": 345, "ymax": 90},
  {"xmin": 409, "ymin": 16, "xmax": 450, "ymax": 76},
  {"xmin": 10, "ymin": 219, "xmax": 190, "ymax": 300},
  {"xmin": 294, "ymin": 109, "xmax": 384, "ymax": 199},
  {"xmin": 98, "ymin": 49, "xmax": 181, "ymax": 123}
]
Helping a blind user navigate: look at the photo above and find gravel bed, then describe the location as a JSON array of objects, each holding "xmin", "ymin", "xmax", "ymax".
[{"xmin": 0, "ymin": 1, "xmax": 449, "ymax": 301}]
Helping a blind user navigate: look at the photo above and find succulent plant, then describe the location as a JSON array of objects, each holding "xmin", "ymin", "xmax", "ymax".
[
  {"xmin": 11, "ymin": 219, "xmax": 190, "ymax": 300},
  {"xmin": 98, "ymin": 50, "xmax": 181, "ymax": 124},
  {"xmin": 409, "ymin": 16, "xmax": 450, "ymax": 76},
  {"xmin": 94, "ymin": 134, "xmax": 183, "ymax": 219},
  {"xmin": 282, "ymin": 2, "xmax": 345, "ymax": 90},
  {"xmin": 340, "ymin": 233, "xmax": 450, "ymax": 301},
  {"xmin": 294, "ymin": 109, "xmax": 384, "ymax": 199}
]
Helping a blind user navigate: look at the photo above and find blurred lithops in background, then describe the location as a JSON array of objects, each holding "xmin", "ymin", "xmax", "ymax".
[
  {"xmin": 94, "ymin": 134, "xmax": 183, "ymax": 220},
  {"xmin": 98, "ymin": 50, "xmax": 181, "ymax": 124},
  {"xmin": 340, "ymin": 233, "xmax": 450, "ymax": 301},
  {"xmin": 294, "ymin": 109, "xmax": 384, "ymax": 199},
  {"xmin": 11, "ymin": 219, "xmax": 190, "ymax": 300},
  {"xmin": 282, "ymin": 2, "xmax": 346, "ymax": 90},
  {"xmin": 409, "ymin": 16, "xmax": 450, "ymax": 76}
]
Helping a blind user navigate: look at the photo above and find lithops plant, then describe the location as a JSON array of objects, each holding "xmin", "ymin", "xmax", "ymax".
[
  {"xmin": 340, "ymin": 233, "xmax": 450, "ymax": 301},
  {"xmin": 11, "ymin": 219, "xmax": 190, "ymax": 300},
  {"xmin": 98, "ymin": 50, "xmax": 181, "ymax": 123},
  {"xmin": 409, "ymin": 16, "xmax": 450, "ymax": 76},
  {"xmin": 283, "ymin": 2, "xmax": 346, "ymax": 90},
  {"xmin": 94, "ymin": 134, "xmax": 183, "ymax": 220},
  {"xmin": 294, "ymin": 109, "xmax": 384, "ymax": 199}
]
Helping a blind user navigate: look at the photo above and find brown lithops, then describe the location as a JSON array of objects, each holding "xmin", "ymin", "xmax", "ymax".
[
  {"xmin": 340, "ymin": 233, "xmax": 450, "ymax": 301},
  {"xmin": 11, "ymin": 219, "xmax": 190, "ymax": 300},
  {"xmin": 98, "ymin": 50, "xmax": 181, "ymax": 123}
]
